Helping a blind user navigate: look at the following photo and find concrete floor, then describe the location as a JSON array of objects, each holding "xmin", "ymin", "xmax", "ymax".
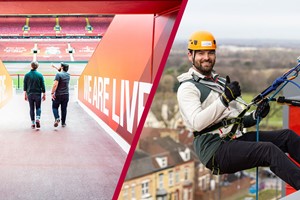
[{"xmin": 0, "ymin": 91, "xmax": 126, "ymax": 200}]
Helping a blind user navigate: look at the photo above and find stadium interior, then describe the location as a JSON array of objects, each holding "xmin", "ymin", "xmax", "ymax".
[{"xmin": 0, "ymin": 15, "xmax": 114, "ymax": 62}]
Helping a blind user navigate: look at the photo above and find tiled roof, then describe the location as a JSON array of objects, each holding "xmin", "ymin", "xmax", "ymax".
[
  {"xmin": 125, "ymin": 149, "xmax": 156, "ymax": 180},
  {"xmin": 126, "ymin": 129, "xmax": 198, "ymax": 180}
]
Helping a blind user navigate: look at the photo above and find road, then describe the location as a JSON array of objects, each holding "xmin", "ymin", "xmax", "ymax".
[{"xmin": 0, "ymin": 91, "xmax": 126, "ymax": 200}]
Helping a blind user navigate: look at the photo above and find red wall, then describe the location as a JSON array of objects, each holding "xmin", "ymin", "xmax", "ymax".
[
  {"xmin": 0, "ymin": 60, "xmax": 13, "ymax": 108},
  {"xmin": 287, "ymin": 106, "xmax": 300, "ymax": 195},
  {"xmin": 78, "ymin": 12, "xmax": 178, "ymax": 145}
]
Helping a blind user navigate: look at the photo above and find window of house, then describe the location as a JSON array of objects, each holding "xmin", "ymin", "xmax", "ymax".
[
  {"xmin": 184, "ymin": 167, "xmax": 189, "ymax": 181},
  {"xmin": 131, "ymin": 184, "xmax": 136, "ymax": 199},
  {"xmin": 158, "ymin": 173, "xmax": 164, "ymax": 189},
  {"xmin": 141, "ymin": 180, "xmax": 150, "ymax": 196},
  {"xmin": 156, "ymin": 157, "xmax": 168, "ymax": 168},
  {"xmin": 206, "ymin": 174, "xmax": 210, "ymax": 187},
  {"xmin": 168, "ymin": 170, "xmax": 174, "ymax": 187},
  {"xmin": 175, "ymin": 170, "xmax": 180, "ymax": 183},
  {"xmin": 198, "ymin": 176, "xmax": 207, "ymax": 190},
  {"xmin": 157, "ymin": 196, "xmax": 167, "ymax": 200},
  {"xmin": 161, "ymin": 157, "xmax": 167, "ymax": 167},
  {"xmin": 123, "ymin": 186, "xmax": 129, "ymax": 200},
  {"xmin": 183, "ymin": 188, "xmax": 189, "ymax": 200},
  {"xmin": 185, "ymin": 150, "xmax": 190, "ymax": 160},
  {"xmin": 179, "ymin": 148, "xmax": 191, "ymax": 162}
]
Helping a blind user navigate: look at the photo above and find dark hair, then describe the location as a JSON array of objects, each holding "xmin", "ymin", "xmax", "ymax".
[
  {"xmin": 31, "ymin": 61, "xmax": 39, "ymax": 70},
  {"xmin": 61, "ymin": 63, "xmax": 69, "ymax": 72}
]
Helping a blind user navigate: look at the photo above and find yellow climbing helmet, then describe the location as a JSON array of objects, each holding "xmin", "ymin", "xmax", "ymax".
[{"xmin": 188, "ymin": 31, "xmax": 217, "ymax": 50}]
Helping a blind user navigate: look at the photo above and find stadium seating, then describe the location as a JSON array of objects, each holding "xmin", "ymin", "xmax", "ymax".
[
  {"xmin": 28, "ymin": 17, "xmax": 56, "ymax": 36},
  {"xmin": 0, "ymin": 16, "xmax": 113, "ymax": 38},
  {"xmin": 59, "ymin": 17, "xmax": 86, "ymax": 35},
  {"xmin": 0, "ymin": 17, "xmax": 26, "ymax": 36},
  {"xmin": 0, "ymin": 16, "xmax": 113, "ymax": 61}
]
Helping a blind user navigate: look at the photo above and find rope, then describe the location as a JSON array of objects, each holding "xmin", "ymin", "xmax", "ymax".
[
  {"xmin": 251, "ymin": 61, "xmax": 300, "ymax": 200},
  {"xmin": 286, "ymin": 79, "xmax": 300, "ymax": 90},
  {"xmin": 252, "ymin": 62, "xmax": 300, "ymax": 103},
  {"xmin": 255, "ymin": 116, "xmax": 261, "ymax": 200}
]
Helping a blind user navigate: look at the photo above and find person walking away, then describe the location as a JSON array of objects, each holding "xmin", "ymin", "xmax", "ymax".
[
  {"xmin": 23, "ymin": 61, "xmax": 46, "ymax": 129},
  {"xmin": 177, "ymin": 30, "xmax": 300, "ymax": 190},
  {"xmin": 51, "ymin": 63, "xmax": 70, "ymax": 127}
]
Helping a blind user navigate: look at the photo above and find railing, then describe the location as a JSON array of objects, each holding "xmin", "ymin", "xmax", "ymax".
[{"xmin": 10, "ymin": 74, "xmax": 80, "ymax": 90}]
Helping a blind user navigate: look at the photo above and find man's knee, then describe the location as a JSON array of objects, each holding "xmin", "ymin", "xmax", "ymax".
[
  {"xmin": 260, "ymin": 142, "xmax": 280, "ymax": 154},
  {"xmin": 283, "ymin": 129, "xmax": 300, "ymax": 140}
]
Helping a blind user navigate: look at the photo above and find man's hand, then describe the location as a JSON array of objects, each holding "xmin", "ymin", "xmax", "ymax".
[
  {"xmin": 42, "ymin": 93, "xmax": 46, "ymax": 101},
  {"xmin": 24, "ymin": 92, "xmax": 28, "ymax": 101},
  {"xmin": 221, "ymin": 76, "xmax": 241, "ymax": 106},
  {"xmin": 255, "ymin": 98, "xmax": 270, "ymax": 119}
]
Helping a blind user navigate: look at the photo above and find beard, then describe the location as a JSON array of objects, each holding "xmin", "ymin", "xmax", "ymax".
[{"xmin": 193, "ymin": 60, "xmax": 215, "ymax": 76}]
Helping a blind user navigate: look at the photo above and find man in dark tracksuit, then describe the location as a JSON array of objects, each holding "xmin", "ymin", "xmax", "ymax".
[
  {"xmin": 23, "ymin": 61, "xmax": 46, "ymax": 129},
  {"xmin": 177, "ymin": 30, "xmax": 300, "ymax": 190},
  {"xmin": 51, "ymin": 63, "xmax": 70, "ymax": 127}
]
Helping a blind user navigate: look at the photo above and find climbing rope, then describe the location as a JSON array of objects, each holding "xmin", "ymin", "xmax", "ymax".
[{"xmin": 251, "ymin": 59, "xmax": 300, "ymax": 200}]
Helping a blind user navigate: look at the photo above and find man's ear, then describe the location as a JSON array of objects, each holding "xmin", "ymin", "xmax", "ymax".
[{"xmin": 187, "ymin": 51, "xmax": 193, "ymax": 62}]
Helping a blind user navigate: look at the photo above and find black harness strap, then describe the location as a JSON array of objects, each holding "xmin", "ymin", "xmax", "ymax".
[
  {"xmin": 193, "ymin": 117, "xmax": 243, "ymax": 137},
  {"xmin": 225, "ymin": 106, "xmax": 249, "ymax": 140},
  {"xmin": 193, "ymin": 105, "xmax": 250, "ymax": 140}
]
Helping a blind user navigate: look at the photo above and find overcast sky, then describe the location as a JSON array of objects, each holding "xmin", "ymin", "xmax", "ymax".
[{"xmin": 175, "ymin": 0, "xmax": 300, "ymax": 41}]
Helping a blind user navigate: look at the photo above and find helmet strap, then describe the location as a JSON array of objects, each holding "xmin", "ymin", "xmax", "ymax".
[{"xmin": 192, "ymin": 50, "xmax": 196, "ymax": 66}]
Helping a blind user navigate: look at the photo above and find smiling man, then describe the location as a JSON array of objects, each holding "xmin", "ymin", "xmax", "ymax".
[{"xmin": 176, "ymin": 30, "xmax": 300, "ymax": 190}]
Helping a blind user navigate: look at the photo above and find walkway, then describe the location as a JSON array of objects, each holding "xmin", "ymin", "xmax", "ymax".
[{"xmin": 0, "ymin": 91, "xmax": 126, "ymax": 200}]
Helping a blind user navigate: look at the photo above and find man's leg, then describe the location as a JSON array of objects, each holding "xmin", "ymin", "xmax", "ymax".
[
  {"xmin": 34, "ymin": 94, "xmax": 42, "ymax": 128},
  {"xmin": 34, "ymin": 94, "xmax": 42, "ymax": 119},
  {"xmin": 214, "ymin": 139, "xmax": 300, "ymax": 190},
  {"xmin": 239, "ymin": 129, "xmax": 300, "ymax": 165},
  {"xmin": 60, "ymin": 94, "xmax": 69, "ymax": 125},
  {"xmin": 52, "ymin": 97, "xmax": 60, "ymax": 127},
  {"xmin": 27, "ymin": 94, "xmax": 35, "ymax": 128}
]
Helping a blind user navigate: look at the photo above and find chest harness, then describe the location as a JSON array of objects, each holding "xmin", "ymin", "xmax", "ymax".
[{"xmin": 181, "ymin": 73, "xmax": 250, "ymax": 140}]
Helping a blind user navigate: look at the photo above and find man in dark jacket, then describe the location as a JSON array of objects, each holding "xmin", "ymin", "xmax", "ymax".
[
  {"xmin": 51, "ymin": 62, "xmax": 70, "ymax": 127},
  {"xmin": 24, "ymin": 61, "xmax": 46, "ymax": 129}
]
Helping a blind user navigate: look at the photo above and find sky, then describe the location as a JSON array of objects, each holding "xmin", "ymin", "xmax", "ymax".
[{"xmin": 175, "ymin": 0, "xmax": 300, "ymax": 41}]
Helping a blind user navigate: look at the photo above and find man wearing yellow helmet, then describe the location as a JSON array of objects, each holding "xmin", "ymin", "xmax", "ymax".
[
  {"xmin": 188, "ymin": 31, "xmax": 217, "ymax": 76},
  {"xmin": 177, "ymin": 30, "xmax": 300, "ymax": 190}
]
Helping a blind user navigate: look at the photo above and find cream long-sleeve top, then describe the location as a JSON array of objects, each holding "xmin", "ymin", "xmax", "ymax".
[{"xmin": 177, "ymin": 67, "xmax": 249, "ymax": 138}]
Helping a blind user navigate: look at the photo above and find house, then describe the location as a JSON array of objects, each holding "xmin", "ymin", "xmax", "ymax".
[{"xmin": 120, "ymin": 135, "xmax": 195, "ymax": 200}]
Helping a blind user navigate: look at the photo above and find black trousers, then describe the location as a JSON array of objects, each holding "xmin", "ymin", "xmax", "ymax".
[
  {"xmin": 207, "ymin": 129, "xmax": 300, "ymax": 190},
  {"xmin": 52, "ymin": 94, "xmax": 69, "ymax": 124},
  {"xmin": 28, "ymin": 93, "xmax": 42, "ymax": 121}
]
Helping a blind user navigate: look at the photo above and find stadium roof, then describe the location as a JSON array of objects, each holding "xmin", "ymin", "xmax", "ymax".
[{"xmin": 0, "ymin": 0, "xmax": 182, "ymax": 15}]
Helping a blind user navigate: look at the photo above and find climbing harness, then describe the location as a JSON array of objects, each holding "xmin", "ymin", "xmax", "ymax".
[{"xmin": 189, "ymin": 72, "xmax": 250, "ymax": 140}]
